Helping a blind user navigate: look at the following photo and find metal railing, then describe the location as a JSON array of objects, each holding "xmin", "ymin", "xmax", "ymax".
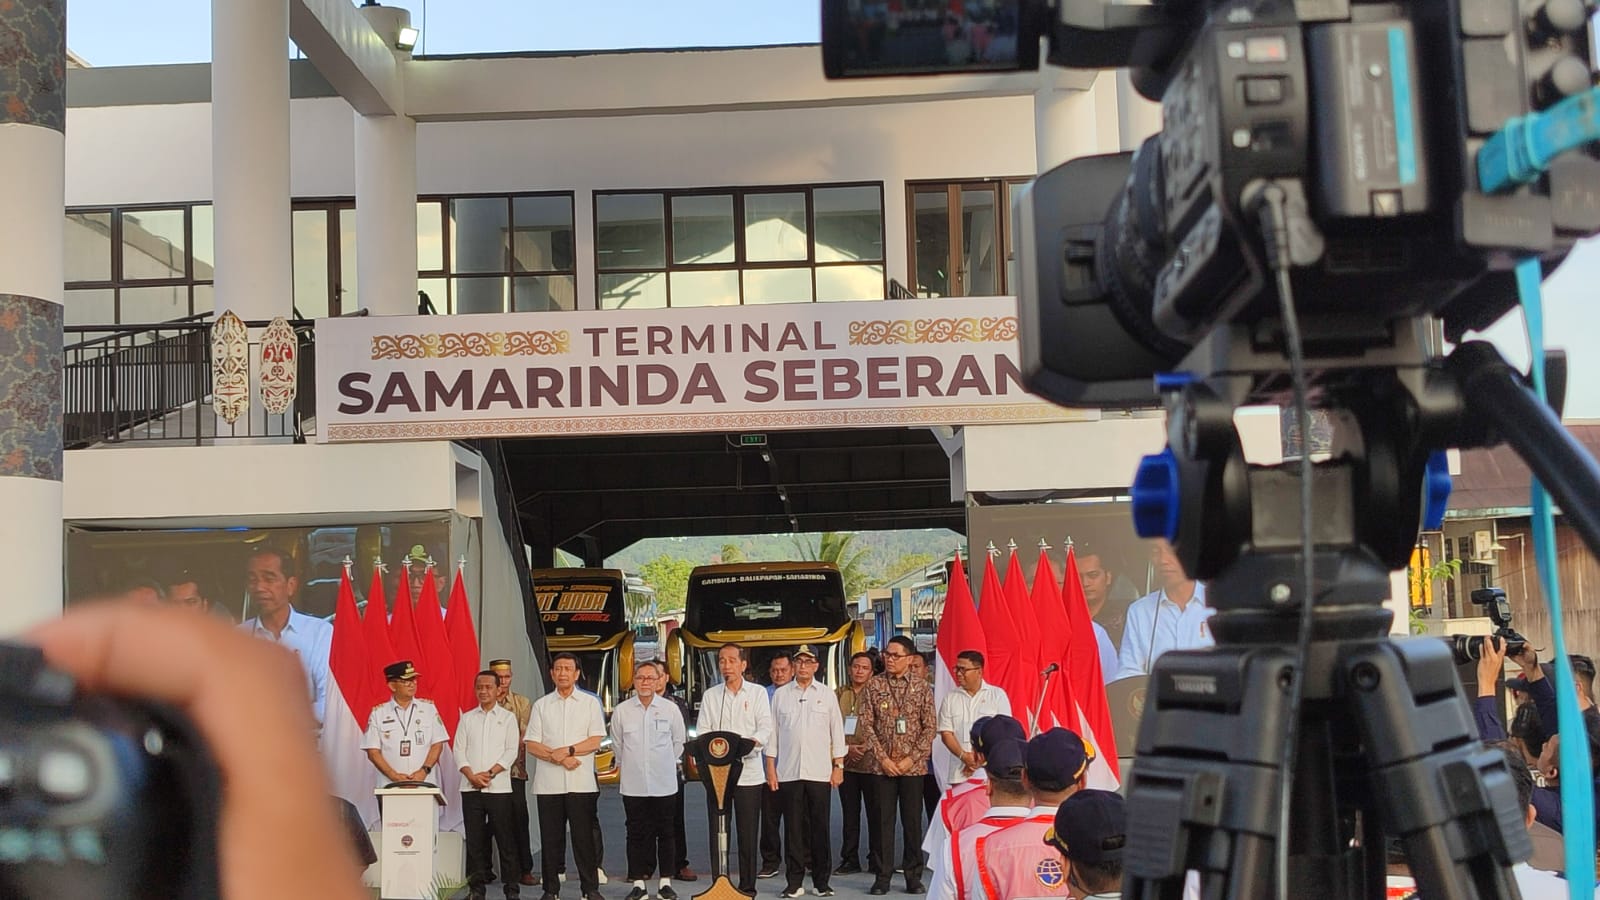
[{"xmin": 63, "ymin": 314, "xmax": 339, "ymax": 449}]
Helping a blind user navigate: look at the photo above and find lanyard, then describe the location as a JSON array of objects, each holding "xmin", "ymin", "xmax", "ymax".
[{"xmin": 396, "ymin": 701, "xmax": 417, "ymax": 738}]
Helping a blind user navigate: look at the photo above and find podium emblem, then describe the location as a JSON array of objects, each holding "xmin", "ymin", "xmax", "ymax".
[{"xmin": 709, "ymin": 737, "xmax": 730, "ymax": 758}]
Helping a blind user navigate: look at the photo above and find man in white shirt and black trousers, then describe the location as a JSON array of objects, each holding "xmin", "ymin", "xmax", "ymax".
[
  {"xmin": 696, "ymin": 642, "xmax": 774, "ymax": 896},
  {"xmin": 765, "ymin": 645, "xmax": 846, "ymax": 898},
  {"xmin": 458, "ymin": 670, "xmax": 524, "ymax": 900},
  {"xmin": 524, "ymin": 652, "xmax": 608, "ymax": 900},
  {"xmin": 611, "ymin": 660, "xmax": 687, "ymax": 900}
]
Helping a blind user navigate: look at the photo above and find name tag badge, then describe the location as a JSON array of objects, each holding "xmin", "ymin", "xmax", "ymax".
[
  {"xmin": 895, "ymin": 716, "xmax": 908, "ymax": 735},
  {"xmin": 400, "ymin": 740, "xmax": 412, "ymax": 757},
  {"xmin": 844, "ymin": 715, "xmax": 858, "ymax": 736}
]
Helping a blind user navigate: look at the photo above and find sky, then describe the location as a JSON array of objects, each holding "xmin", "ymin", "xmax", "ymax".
[
  {"xmin": 65, "ymin": 0, "xmax": 1600, "ymax": 419},
  {"xmin": 67, "ymin": 0, "xmax": 820, "ymax": 65}
]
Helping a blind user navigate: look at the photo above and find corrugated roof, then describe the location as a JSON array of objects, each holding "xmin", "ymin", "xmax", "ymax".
[{"xmin": 1447, "ymin": 422, "xmax": 1600, "ymax": 517}]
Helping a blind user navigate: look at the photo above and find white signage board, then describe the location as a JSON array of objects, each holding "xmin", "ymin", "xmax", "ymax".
[{"xmin": 315, "ymin": 296, "xmax": 1083, "ymax": 442}]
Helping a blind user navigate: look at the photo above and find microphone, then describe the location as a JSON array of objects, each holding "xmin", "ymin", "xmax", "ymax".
[{"xmin": 1041, "ymin": 663, "xmax": 1059, "ymax": 677}]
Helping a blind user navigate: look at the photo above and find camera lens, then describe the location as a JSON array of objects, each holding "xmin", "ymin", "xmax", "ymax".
[{"xmin": 1095, "ymin": 134, "xmax": 1191, "ymax": 363}]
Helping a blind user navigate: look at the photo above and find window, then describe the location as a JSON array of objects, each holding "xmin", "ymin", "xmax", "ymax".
[
  {"xmin": 594, "ymin": 184, "xmax": 886, "ymax": 309},
  {"xmin": 291, "ymin": 201, "xmax": 357, "ymax": 319},
  {"xmin": 417, "ymin": 193, "xmax": 577, "ymax": 314},
  {"xmin": 64, "ymin": 204, "xmax": 215, "ymax": 325},
  {"xmin": 907, "ymin": 178, "xmax": 1031, "ymax": 298}
]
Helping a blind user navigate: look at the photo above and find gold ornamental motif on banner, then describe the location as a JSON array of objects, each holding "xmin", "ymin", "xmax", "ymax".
[
  {"xmin": 370, "ymin": 329, "xmax": 570, "ymax": 359},
  {"xmin": 847, "ymin": 316, "xmax": 1016, "ymax": 346}
]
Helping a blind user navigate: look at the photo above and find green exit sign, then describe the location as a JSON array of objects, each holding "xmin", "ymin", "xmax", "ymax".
[{"xmin": 740, "ymin": 433, "xmax": 768, "ymax": 447}]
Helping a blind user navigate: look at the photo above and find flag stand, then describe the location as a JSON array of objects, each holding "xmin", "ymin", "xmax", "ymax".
[{"xmin": 1027, "ymin": 666, "xmax": 1057, "ymax": 737}]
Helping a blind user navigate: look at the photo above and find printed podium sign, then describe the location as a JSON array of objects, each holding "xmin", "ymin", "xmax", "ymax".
[{"xmin": 376, "ymin": 785, "xmax": 445, "ymax": 900}]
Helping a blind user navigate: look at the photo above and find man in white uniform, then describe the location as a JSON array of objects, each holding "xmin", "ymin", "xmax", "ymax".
[
  {"xmin": 362, "ymin": 660, "xmax": 446, "ymax": 785},
  {"xmin": 457, "ymin": 670, "xmax": 523, "ymax": 900},
  {"xmin": 524, "ymin": 652, "xmax": 608, "ymax": 900},
  {"xmin": 697, "ymin": 643, "xmax": 774, "ymax": 895},
  {"xmin": 765, "ymin": 645, "xmax": 846, "ymax": 898}
]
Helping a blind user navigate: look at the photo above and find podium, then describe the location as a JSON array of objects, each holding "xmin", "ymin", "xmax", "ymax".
[
  {"xmin": 375, "ymin": 784, "xmax": 446, "ymax": 900},
  {"xmin": 689, "ymin": 731, "xmax": 756, "ymax": 900}
]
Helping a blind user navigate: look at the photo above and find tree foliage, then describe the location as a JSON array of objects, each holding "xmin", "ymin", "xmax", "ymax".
[
  {"xmin": 886, "ymin": 552, "xmax": 936, "ymax": 583},
  {"xmin": 793, "ymin": 531, "xmax": 877, "ymax": 599},
  {"xmin": 719, "ymin": 543, "xmax": 747, "ymax": 564},
  {"xmin": 638, "ymin": 554, "xmax": 694, "ymax": 613}
]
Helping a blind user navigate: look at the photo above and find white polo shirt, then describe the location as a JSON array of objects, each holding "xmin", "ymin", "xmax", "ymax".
[
  {"xmin": 610, "ymin": 693, "xmax": 686, "ymax": 797},
  {"xmin": 524, "ymin": 687, "xmax": 607, "ymax": 795},
  {"xmin": 697, "ymin": 679, "xmax": 774, "ymax": 787},
  {"xmin": 766, "ymin": 678, "xmax": 846, "ymax": 783},
  {"xmin": 936, "ymin": 681, "xmax": 1011, "ymax": 785},
  {"xmin": 454, "ymin": 703, "xmax": 521, "ymax": 794}
]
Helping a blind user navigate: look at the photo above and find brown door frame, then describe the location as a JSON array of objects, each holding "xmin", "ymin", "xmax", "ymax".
[
  {"xmin": 906, "ymin": 180, "xmax": 1005, "ymax": 297},
  {"xmin": 292, "ymin": 200, "xmax": 354, "ymax": 317}
]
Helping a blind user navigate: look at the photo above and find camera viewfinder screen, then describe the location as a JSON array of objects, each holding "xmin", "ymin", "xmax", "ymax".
[{"xmin": 823, "ymin": 0, "xmax": 1032, "ymax": 77}]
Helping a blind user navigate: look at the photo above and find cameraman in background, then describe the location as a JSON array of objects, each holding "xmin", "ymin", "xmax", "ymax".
[{"xmin": 1474, "ymin": 638, "xmax": 1565, "ymax": 839}]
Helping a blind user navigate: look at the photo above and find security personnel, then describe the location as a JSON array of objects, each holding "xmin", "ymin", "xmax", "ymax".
[
  {"xmin": 362, "ymin": 660, "xmax": 448, "ymax": 785},
  {"xmin": 492, "ymin": 658, "xmax": 538, "ymax": 888},
  {"xmin": 932, "ymin": 738, "xmax": 1032, "ymax": 900},
  {"xmin": 971, "ymin": 729, "xmax": 1092, "ymax": 900},
  {"xmin": 1042, "ymin": 791, "xmax": 1126, "ymax": 900},
  {"xmin": 925, "ymin": 715, "xmax": 1027, "ymax": 877}
]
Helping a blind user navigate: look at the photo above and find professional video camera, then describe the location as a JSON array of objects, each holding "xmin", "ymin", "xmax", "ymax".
[
  {"xmin": 1452, "ymin": 586, "xmax": 1531, "ymax": 663},
  {"xmin": 825, "ymin": 1, "xmax": 1599, "ymax": 896}
]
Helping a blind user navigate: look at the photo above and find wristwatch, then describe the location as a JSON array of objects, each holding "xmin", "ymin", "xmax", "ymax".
[
  {"xmin": 423, "ymin": 764, "xmax": 432, "ymax": 774},
  {"xmin": 568, "ymin": 745, "xmax": 576, "ymax": 757},
  {"xmin": 833, "ymin": 762, "xmax": 844, "ymax": 769}
]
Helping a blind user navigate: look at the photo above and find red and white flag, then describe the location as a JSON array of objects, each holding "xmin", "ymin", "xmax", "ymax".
[
  {"xmin": 443, "ymin": 569, "xmax": 483, "ymax": 725},
  {"xmin": 360, "ymin": 569, "xmax": 399, "ymax": 713},
  {"xmin": 1062, "ymin": 547, "xmax": 1120, "ymax": 787},
  {"xmin": 933, "ymin": 552, "xmax": 986, "ymax": 785},
  {"xmin": 1029, "ymin": 549, "xmax": 1079, "ymax": 734},
  {"xmin": 1000, "ymin": 550, "xmax": 1045, "ymax": 731},
  {"xmin": 324, "ymin": 566, "xmax": 378, "ymax": 829},
  {"xmin": 388, "ymin": 568, "xmax": 423, "ymax": 672},
  {"xmin": 413, "ymin": 566, "xmax": 464, "ymax": 833},
  {"xmin": 975, "ymin": 552, "xmax": 1018, "ymax": 693}
]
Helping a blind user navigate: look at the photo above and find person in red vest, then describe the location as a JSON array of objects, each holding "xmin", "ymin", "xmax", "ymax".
[
  {"xmin": 926, "ymin": 714, "xmax": 1026, "ymax": 876},
  {"xmin": 929, "ymin": 738, "xmax": 1032, "ymax": 900},
  {"xmin": 1041, "ymin": 791, "xmax": 1126, "ymax": 900},
  {"xmin": 972, "ymin": 729, "xmax": 1093, "ymax": 900}
]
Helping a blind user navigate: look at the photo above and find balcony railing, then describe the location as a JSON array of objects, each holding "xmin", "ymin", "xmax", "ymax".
[{"xmin": 63, "ymin": 314, "xmax": 341, "ymax": 449}]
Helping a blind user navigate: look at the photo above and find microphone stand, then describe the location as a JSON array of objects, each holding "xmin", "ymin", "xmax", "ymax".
[{"xmin": 1028, "ymin": 666, "xmax": 1058, "ymax": 737}]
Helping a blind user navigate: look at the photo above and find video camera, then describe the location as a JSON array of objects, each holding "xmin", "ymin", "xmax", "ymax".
[
  {"xmin": 1451, "ymin": 586, "xmax": 1531, "ymax": 663},
  {"xmin": 822, "ymin": 0, "xmax": 1599, "ymax": 408}
]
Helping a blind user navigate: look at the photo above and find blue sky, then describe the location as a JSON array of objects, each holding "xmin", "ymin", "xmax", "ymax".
[
  {"xmin": 67, "ymin": 1, "xmax": 1600, "ymax": 419},
  {"xmin": 68, "ymin": 0, "xmax": 819, "ymax": 65}
]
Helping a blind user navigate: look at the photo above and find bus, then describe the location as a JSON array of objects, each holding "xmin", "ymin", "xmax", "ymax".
[
  {"xmin": 532, "ymin": 567, "xmax": 646, "ymax": 783},
  {"xmin": 626, "ymin": 574, "xmax": 660, "ymax": 662},
  {"xmin": 664, "ymin": 561, "xmax": 866, "ymax": 711}
]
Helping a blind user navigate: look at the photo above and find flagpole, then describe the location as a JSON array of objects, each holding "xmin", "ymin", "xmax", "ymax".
[{"xmin": 1029, "ymin": 664, "xmax": 1058, "ymax": 737}]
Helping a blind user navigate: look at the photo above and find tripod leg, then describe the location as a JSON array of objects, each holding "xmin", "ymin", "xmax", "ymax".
[{"xmin": 1340, "ymin": 638, "xmax": 1530, "ymax": 898}]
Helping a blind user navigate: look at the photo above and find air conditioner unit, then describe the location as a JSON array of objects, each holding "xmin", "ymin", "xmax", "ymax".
[{"xmin": 1473, "ymin": 529, "xmax": 1496, "ymax": 563}]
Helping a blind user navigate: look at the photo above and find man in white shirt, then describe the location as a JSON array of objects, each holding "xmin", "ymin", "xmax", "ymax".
[
  {"xmin": 936, "ymin": 651, "xmax": 1011, "ymax": 785},
  {"xmin": 524, "ymin": 652, "xmax": 608, "ymax": 900},
  {"xmin": 611, "ymin": 660, "xmax": 687, "ymax": 900},
  {"xmin": 239, "ymin": 546, "xmax": 333, "ymax": 730},
  {"xmin": 765, "ymin": 645, "xmax": 846, "ymax": 898},
  {"xmin": 696, "ymin": 643, "xmax": 774, "ymax": 895},
  {"xmin": 362, "ymin": 660, "xmax": 447, "ymax": 785},
  {"xmin": 458, "ymin": 670, "xmax": 523, "ymax": 900},
  {"xmin": 1113, "ymin": 540, "xmax": 1214, "ymax": 681}
]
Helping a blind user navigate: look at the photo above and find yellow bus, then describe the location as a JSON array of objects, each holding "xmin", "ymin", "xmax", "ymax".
[{"xmin": 665, "ymin": 561, "xmax": 866, "ymax": 710}]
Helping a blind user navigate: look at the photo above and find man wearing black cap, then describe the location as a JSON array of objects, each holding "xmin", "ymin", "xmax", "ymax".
[
  {"xmin": 1043, "ymin": 790, "xmax": 1126, "ymax": 900},
  {"xmin": 930, "ymin": 737, "xmax": 1032, "ymax": 900},
  {"xmin": 923, "ymin": 714, "xmax": 1026, "ymax": 888},
  {"xmin": 493, "ymin": 658, "xmax": 538, "ymax": 888},
  {"xmin": 971, "ymin": 728, "xmax": 1094, "ymax": 900},
  {"xmin": 765, "ymin": 645, "xmax": 846, "ymax": 898},
  {"xmin": 362, "ymin": 660, "xmax": 448, "ymax": 784}
]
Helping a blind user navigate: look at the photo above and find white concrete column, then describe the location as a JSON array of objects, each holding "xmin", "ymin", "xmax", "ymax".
[
  {"xmin": 1116, "ymin": 69, "xmax": 1164, "ymax": 151},
  {"xmin": 212, "ymin": 0, "xmax": 292, "ymax": 321},
  {"xmin": 354, "ymin": 112, "xmax": 418, "ymax": 316},
  {"xmin": 0, "ymin": 0, "xmax": 66, "ymax": 632},
  {"xmin": 1035, "ymin": 69, "xmax": 1120, "ymax": 173}
]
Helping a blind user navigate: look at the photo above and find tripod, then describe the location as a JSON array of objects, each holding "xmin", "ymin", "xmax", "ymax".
[{"xmin": 1119, "ymin": 334, "xmax": 1600, "ymax": 899}]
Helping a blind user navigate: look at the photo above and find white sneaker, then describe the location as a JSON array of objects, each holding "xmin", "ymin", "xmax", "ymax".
[
  {"xmin": 780, "ymin": 888, "xmax": 806, "ymax": 898},
  {"xmin": 598, "ymin": 872, "xmax": 609, "ymax": 885}
]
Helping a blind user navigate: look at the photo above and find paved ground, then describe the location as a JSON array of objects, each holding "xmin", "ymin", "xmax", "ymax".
[{"xmin": 455, "ymin": 784, "xmax": 924, "ymax": 900}]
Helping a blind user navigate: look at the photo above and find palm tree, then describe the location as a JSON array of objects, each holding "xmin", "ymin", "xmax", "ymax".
[{"xmin": 793, "ymin": 531, "xmax": 875, "ymax": 599}]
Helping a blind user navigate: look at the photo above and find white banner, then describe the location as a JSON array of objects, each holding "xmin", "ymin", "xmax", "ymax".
[{"xmin": 314, "ymin": 296, "xmax": 1083, "ymax": 442}]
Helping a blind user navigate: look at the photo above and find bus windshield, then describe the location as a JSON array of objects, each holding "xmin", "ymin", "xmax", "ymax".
[{"xmin": 685, "ymin": 566, "xmax": 849, "ymax": 633}]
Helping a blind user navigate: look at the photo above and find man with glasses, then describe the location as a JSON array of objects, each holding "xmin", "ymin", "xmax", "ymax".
[
  {"xmin": 856, "ymin": 636, "xmax": 936, "ymax": 895},
  {"xmin": 936, "ymin": 651, "xmax": 1010, "ymax": 788}
]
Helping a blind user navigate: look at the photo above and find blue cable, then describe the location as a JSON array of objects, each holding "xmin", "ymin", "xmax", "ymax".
[
  {"xmin": 1516, "ymin": 256, "xmax": 1596, "ymax": 898},
  {"xmin": 1479, "ymin": 87, "xmax": 1600, "ymax": 193}
]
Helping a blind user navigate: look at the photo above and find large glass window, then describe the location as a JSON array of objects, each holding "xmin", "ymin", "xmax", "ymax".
[
  {"xmin": 419, "ymin": 193, "xmax": 576, "ymax": 314},
  {"xmin": 595, "ymin": 184, "xmax": 886, "ymax": 309},
  {"xmin": 907, "ymin": 178, "xmax": 1029, "ymax": 298},
  {"xmin": 64, "ymin": 204, "xmax": 214, "ymax": 325}
]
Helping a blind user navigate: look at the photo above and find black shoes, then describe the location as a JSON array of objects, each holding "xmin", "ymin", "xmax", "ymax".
[
  {"xmin": 540, "ymin": 893, "xmax": 559, "ymax": 900},
  {"xmin": 759, "ymin": 866, "xmax": 781, "ymax": 879},
  {"xmin": 833, "ymin": 862, "xmax": 861, "ymax": 875},
  {"xmin": 905, "ymin": 883, "xmax": 925, "ymax": 894},
  {"xmin": 660, "ymin": 886, "xmax": 680, "ymax": 900},
  {"xmin": 813, "ymin": 887, "xmax": 835, "ymax": 897},
  {"xmin": 869, "ymin": 884, "xmax": 891, "ymax": 896},
  {"xmin": 626, "ymin": 888, "xmax": 649, "ymax": 900}
]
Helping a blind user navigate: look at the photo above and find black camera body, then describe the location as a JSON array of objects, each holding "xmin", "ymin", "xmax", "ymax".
[
  {"xmin": 0, "ymin": 643, "xmax": 220, "ymax": 900},
  {"xmin": 1452, "ymin": 586, "xmax": 1531, "ymax": 663}
]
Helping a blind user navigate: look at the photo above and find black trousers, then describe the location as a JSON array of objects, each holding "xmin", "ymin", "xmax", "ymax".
[
  {"xmin": 922, "ymin": 769, "xmax": 940, "ymax": 821},
  {"xmin": 510, "ymin": 778, "xmax": 534, "ymax": 876},
  {"xmin": 760, "ymin": 782, "xmax": 784, "ymax": 870},
  {"xmin": 536, "ymin": 792, "xmax": 600, "ymax": 894},
  {"xmin": 464, "ymin": 791, "xmax": 522, "ymax": 899},
  {"xmin": 782, "ymin": 780, "xmax": 833, "ymax": 891},
  {"xmin": 872, "ymin": 775, "xmax": 925, "ymax": 888},
  {"xmin": 720, "ymin": 782, "xmax": 764, "ymax": 892},
  {"xmin": 623, "ymin": 794, "xmax": 677, "ymax": 881},
  {"xmin": 673, "ymin": 779, "xmax": 690, "ymax": 871},
  {"xmin": 838, "ymin": 769, "xmax": 881, "ymax": 871}
]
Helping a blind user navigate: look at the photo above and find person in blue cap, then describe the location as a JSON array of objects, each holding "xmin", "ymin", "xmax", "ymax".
[{"xmin": 1043, "ymin": 790, "xmax": 1127, "ymax": 900}]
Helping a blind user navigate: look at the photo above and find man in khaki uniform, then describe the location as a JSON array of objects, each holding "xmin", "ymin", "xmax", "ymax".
[{"xmin": 493, "ymin": 658, "xmax": 537, "ymax": 888}]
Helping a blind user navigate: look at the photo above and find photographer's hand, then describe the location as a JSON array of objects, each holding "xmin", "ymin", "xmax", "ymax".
[
  {"xmin": 1478, "ymin": 636, "xmax": 1509, "ymax": 697},
  {"xmin": 30, "ymin": 602, "xmax": 368, "ymax": 900},
  {"xmin": 1512, "ymin": 644, "xmax": 1544, "ymax": 680}
]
